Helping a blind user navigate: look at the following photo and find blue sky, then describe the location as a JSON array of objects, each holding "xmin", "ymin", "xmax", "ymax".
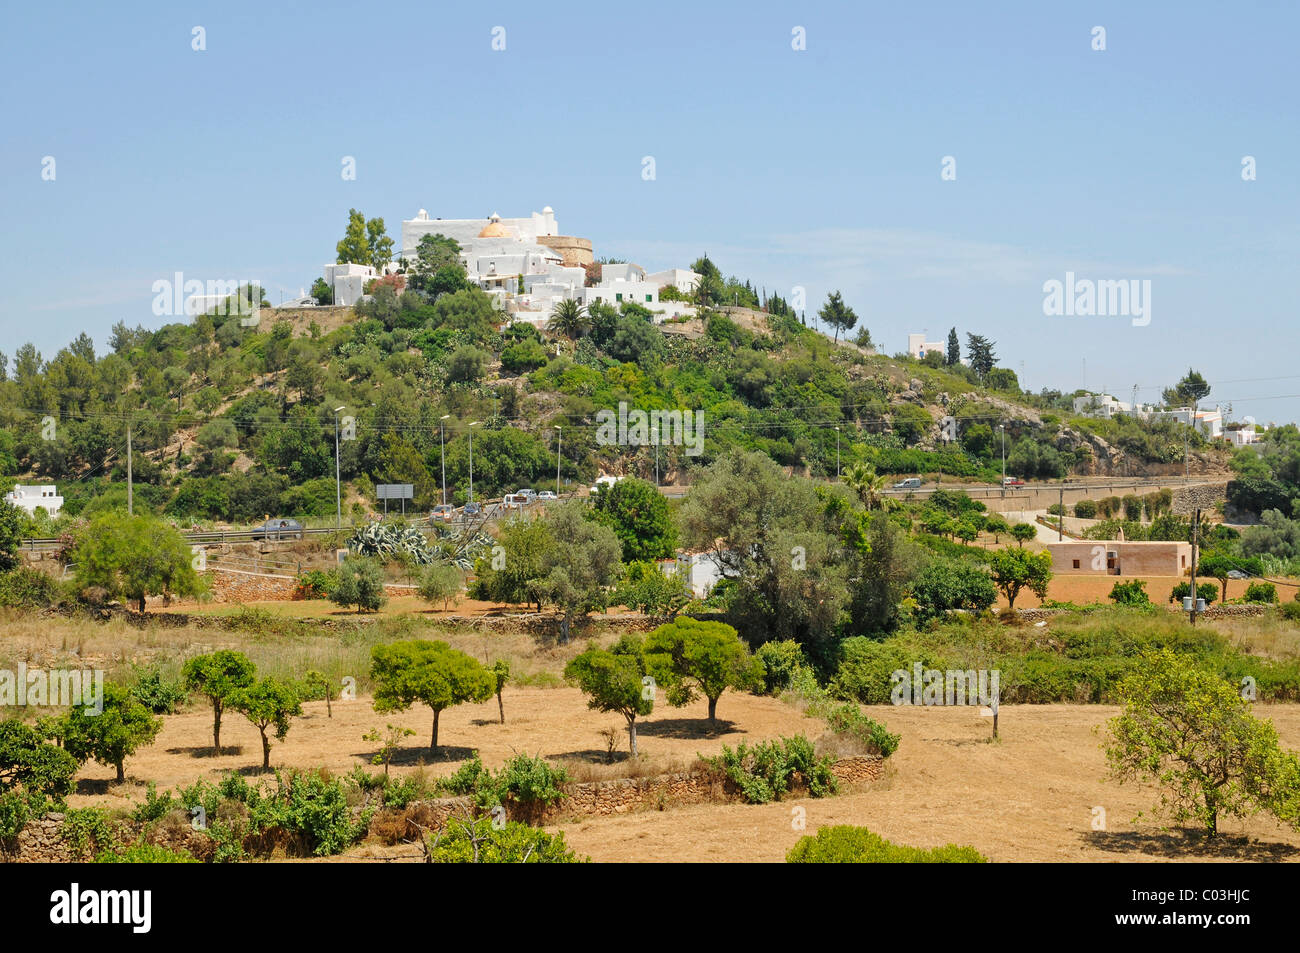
[{"xmin": 2, "ymin": 0, "xmax": 1296, "ymax": 421}]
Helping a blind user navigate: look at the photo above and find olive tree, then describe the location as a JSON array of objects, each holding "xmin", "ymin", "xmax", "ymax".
[
  {"xmin": 71, "ymin": 513, "xmax": 204, "ymax": 611},
  {"xmin": 330, "ymin": 557, "xmax": 387, "ymax": 613},
  {"xmin": 370, "ymin": 640, "xmax": 495, "ymax": 752}
]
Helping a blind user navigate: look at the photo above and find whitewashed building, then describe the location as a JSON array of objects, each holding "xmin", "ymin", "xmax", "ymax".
[
  {"xmin": 5, "ymin": 484, "xmax": 63, "ymax": 517},
  {"xmin": 322, "ymin": 262, "xmax": 377, "ymax": 307},
  {"xmin": 907, "ymin": 333, "xmax": 946, "ymax": 361}
]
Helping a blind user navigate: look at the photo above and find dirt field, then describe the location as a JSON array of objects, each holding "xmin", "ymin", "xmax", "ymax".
[
  {"xmin": 68, "ymin": 686, "xmax": 829, "ymax": 807},
  {"xmin": 65, "ymin": 683, "xmax": 1300, "ymax": 864},
  {"xmin": 548, "ymin": 703, "xmax": 1300, "ymax": 864},
  {"xmin": 1006, "ymin": 575, "xmax": 1300, "ymax": 609}
]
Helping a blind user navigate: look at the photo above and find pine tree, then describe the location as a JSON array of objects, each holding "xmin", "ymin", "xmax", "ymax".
[{"xmin": 946, "ymin": 328, "xmax": 960, "ymax": 366}]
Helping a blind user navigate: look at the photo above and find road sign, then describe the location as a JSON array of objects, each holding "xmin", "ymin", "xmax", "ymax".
[{"xmin": 376, "ymin": 484, "xmax": 414, "ymax": 500}]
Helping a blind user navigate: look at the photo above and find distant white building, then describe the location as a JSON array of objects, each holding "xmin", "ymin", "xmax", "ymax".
[
  {"xmin": 661, "ymin": 550, "xmax": 730, "ymax": 598},
  {"xmin": 1223, "ymin": 427, "xmax": 1261, "ymax": 448},
  {"xmin": 907, "ymin": 333, "xmax": 946, "ymax": 361},
  {"xmin": 1072, "ymin": 393, "xmax": 1132, "ymax": 418},
  {"xmin": 322, "ymin": 262, "xmax": 377, "ymax": 307},
  {"xmin": 1153, "ymin": 407, "xmax": 1224, "ymax": 439},
  {"xmin": 646, "ymin": 268, "xmax": 701, "ymax": 294},
  {"xmin": 5, "ymin": 484, "xmax": 63, "ymax": 517},
  {"xmin": 402, "ymin": 207, "xmax": 560, "ymax": 254}
]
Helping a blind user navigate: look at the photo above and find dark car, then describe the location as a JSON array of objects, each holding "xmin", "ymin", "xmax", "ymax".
[
  {"xmin": 463, "ymin": 502, "xmax": 483, "ymax": 517},
  {"xmin": 255, "ymin": 517, "xmax": 304, "ymax": 540}
]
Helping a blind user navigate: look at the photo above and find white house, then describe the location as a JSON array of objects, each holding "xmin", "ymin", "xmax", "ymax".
[
  {"xmin": 322, "ymin": 262, "xmax": 377, "ymax": 307},
  {"xmin": 646, "ymin": 268, "xmax": 701, "ymax": 294},
  {"xmin": 663, "ymin": 551, "xmax": 726, "ymax": 598},
  {"xmin": 907, "ymin": 333, "xmax": 945, "ymax": 361},
  {"xmin": 1153, "ymin": 407, "xmax": 1224, "ymax": 439},
  {"xmin": 5, "ymin": 484, "xmax": 63, "ymax": 517},
  {"xmin": 1072, "ymin": 393, "xmax": 1132, "ymax": 418}
]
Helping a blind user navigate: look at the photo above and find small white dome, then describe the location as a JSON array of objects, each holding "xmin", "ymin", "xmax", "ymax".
[
  {"xmin": 417, "ymin": 208, "xmax": 428, "ymax": 219},
  {"xmin": 543, "ymin": 206, "xmax": 553, "ymax": 214}
]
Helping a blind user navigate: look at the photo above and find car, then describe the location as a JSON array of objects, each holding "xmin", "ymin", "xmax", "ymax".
[
  {"xmin": 430, "ymin": 504, "xmax": 455, "ymax": 523},
  {"xmin": 254, "ymin": 517, "xmax": 303, "ymax": 540},
  {"xmin": 892, "ymin": 478, "xmax": 922, "ymax": 490},
  {"xmin": 502, "ymin": 494, "xmax": 527, "ymax": 509},
  {"xmin": 537, "ymin": 490, "xmax": 557, "ymax": 501},
  {"xmin": 516, "ymin": 488, "xmax": 537, "ymax": 502},
  {"xmin": 1227, "ymin": 569, "xmax": 1250, "ymax": 579},
  {"xmin": 1002, "ymin": 477, "xmax": 1025, "ymax": 487},
  {"xmin": 463, "ymin": 502, "xmax": 483, "ymax": 517}
]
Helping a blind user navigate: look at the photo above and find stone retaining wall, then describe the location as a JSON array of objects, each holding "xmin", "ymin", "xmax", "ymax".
[
  {"xmin": 1171, "ymin": 482, "xmax": 1228, "ymax": 516},
  {"xmin": 1013, "ymin": 603, "xmax": 1269, "ymax": 622},
  {"xmin": 2, "ymin": 757, "xmax": 886, "ymax": 862}
]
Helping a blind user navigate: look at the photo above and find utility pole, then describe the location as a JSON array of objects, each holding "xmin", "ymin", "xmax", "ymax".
[
  {"xmin": 333, "ymin": 406, "xmax": 346, "ymax": 528},
  {"xmin": 835, "ymin": 426, "xmax": 841, "ymax": 478},
  {"xmin": 1000, "ymin": 424, "xmax": 1006, "ymax": 498},
  {"xmin": 126, "ymin": 417, "xmax": 133, "ymax": 516},
  {"xmin": 468, "ymin": 421, "xmax": 480, "ymax": 503},
  {"xmin": 440, "ymin": 414, "xmax": 450, "ymax": 506},
  {"xmin": 1189, "ymin": 506, "xmax": 1201, "ymax": 625},
  {"xmin": 1059, "ymin": 486, "xmax": 1064, "ymax": 540},
  {"xmin": 555, "ymin": 425, "xmax": 563, "ymax": 496}
]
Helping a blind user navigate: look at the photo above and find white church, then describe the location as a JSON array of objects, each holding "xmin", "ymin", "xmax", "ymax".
[{"xmin": 317, "ymin": 207, "xmax": 700, "ymax": 326}]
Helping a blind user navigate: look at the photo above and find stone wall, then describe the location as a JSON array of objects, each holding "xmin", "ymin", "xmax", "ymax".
[
  {"xmin": 1171, "ymin": 482, "xmax": 1228, "ymax": 516},
  {"xmin": 3, "ymin": 757, "xmax": 886, "ymax": 862},
  {"xmin": 205, "ymin": 568, "xmax": 418, "ymax": 604},
  {"xmin": 1013, "ymin": 604, "xmax": 1269, "ymax": 623}
]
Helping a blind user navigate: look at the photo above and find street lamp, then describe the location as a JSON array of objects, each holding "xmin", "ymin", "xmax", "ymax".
[
  {"xmin": 468, "ymin": 421, "xmax": 481, "ymax": 503},
  {"xmin": 555, "ymin": 425, "xmax": 562, "ymax": 496},
  {"xmin": 439, "ymin": 414, "xmax": 450, "ymax": 506},
  {"xmin": 835, "ymin": 426, "xmax": 841, "ymax": 478},
  {"xmin": 333, "ymin": 406, "xmax": 346, "ymax": 528}
]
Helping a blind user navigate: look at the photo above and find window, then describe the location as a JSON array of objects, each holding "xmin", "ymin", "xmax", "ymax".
[
  {"xmin": 1072, "ymin": 559, "xmax": 1080, "ymax": 569},
  {"xmin": 1181, "ymin": 555, "xmax": 1186, "ymax": 567},
  {"xmin": 616, "ymin": 293, "xmax": 623, "ymax": 302},
  {"xmin": 646, "ymin": 294, "xmax": 652, "ymax": 302}
]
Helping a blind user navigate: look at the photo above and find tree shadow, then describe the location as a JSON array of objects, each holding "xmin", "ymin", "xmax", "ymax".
[
  {"xmin": 637, "ymin": 717, "xmax": 738, "ymax": 740},
  {"xmin": 352, "ymin": 745, "xmax": 476, "ymax": 766},
  {"xmin": 166, "ymin": 745, "xmax": 245, "ymax": 758},
  {"xmin": 470, "ymin": 719, "xmax": 505, "ymax": 727},
  {"xmin": 551, "ymin": 748, "xmax": 631, "ymax": 765},
  {"xmin": 1084, "ymin": 828, "xmax": 1300, "ymax": 861}
]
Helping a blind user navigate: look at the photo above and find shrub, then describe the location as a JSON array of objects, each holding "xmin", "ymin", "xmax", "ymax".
[
  {"xmin": 1073, "ymin": 499, "xmax": 1098, "ymax": 519},
  {"xmin": 1122, "ymin": 495, "xmax": 1142, "ymax": 521},
  {"xmin": 95, "ymin": 843, "xmax": 197, "ymax": 863},
  {"xmin": 705, "ymin": 735, "xmax": 837, "ymax": 804},
  {"xmin": 1281, "ymin": 601, "xmax": 1300, "ymax": 623},
  {"xmin": 1169, "ymin": 581, "xmax": 1218, "ymax": 606},
  {"xmin": 1243, "ymin": 582, "xmax": 1278, "ymax": 604},
  {"xmin": 809, "ymin": 700, "xmax": 900, "ymax": 758},
  {"xmin": 754, "ymin": 640, "xmax": 810, "ymax": 694},
  {"xmin": 426, "ymin": 816, "xmax": 586, "ymax": 863},
  {"xmin": 129, "ymin": 664, "xmax": 186, "ymax": 714},
  {"xmin": 61, "ymin": 807, "xmax": 120, "ymax": 860},
  {"xmin": 0, "ymin": 566, "xmax": 64, "ymax": 608},
  {"xmin": 330, "ymin": 557, "xmax": 388, "ymax": 613},
  {"xmin": 294, "ymin": 570, "xmax": 332, "ymax": 600},
  {"xmin": 787, "ymin": 825, "xmax": 987, "ymax": 863},
  {"xmin": 1098, "ymin": 496, "xmax": 1121, "ymax": 518},
  {"xmin": 438, "ymin": 752, "xmax": 569, "ymax": 815},
  {"xmin": 1108, "ymin": 579, "xmax": 1151, "ymax": 606}
]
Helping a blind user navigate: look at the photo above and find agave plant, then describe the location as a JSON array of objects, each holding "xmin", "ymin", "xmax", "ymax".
[{"xmin": 349, "ymin": 522, "xmax": 493, "ymax": 569}]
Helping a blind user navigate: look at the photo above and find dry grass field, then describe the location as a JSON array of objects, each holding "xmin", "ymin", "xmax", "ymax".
[{"xmin": 7, "ymin": 611, "xmax": 1300, "ymax": 863}]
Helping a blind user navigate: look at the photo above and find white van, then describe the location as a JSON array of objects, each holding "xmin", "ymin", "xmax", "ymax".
[{"xmin": 892, "ymin": 477, "xmax": 922, "ymax": 490}]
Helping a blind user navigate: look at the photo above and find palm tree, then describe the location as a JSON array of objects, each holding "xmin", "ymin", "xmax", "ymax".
[
  {"xmin": 842, "ymin": 462, "xmax": 887, "ymax": 510},
  {"xmin": 548, "ymin": 299, "xmax": 590, "ymax": 339}
]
